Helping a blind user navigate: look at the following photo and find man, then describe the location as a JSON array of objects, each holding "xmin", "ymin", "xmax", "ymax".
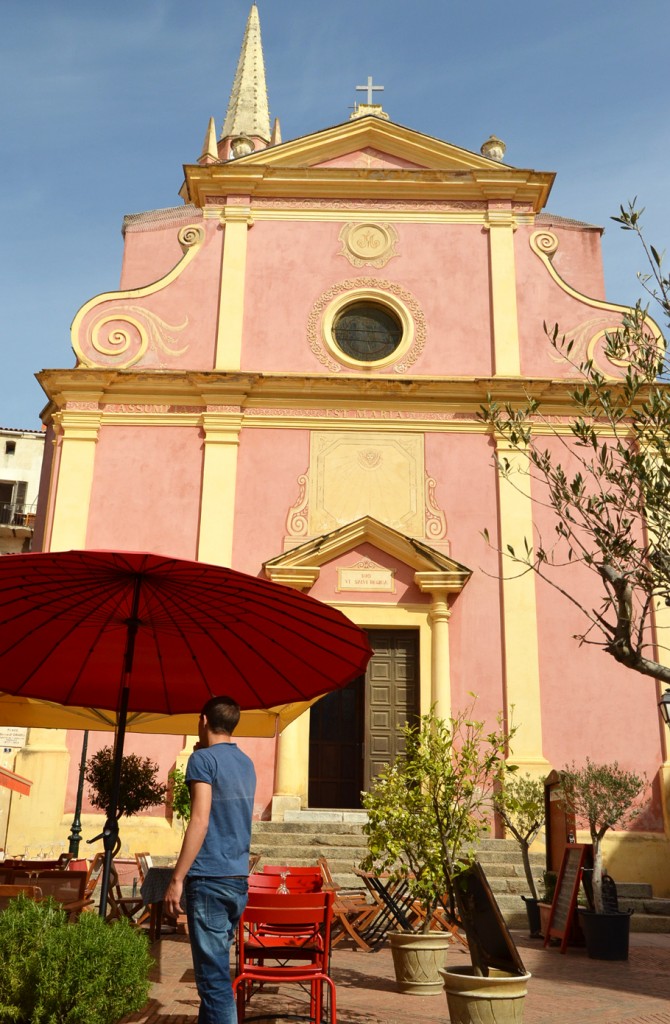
[{"xmin": 164, "ymin": 695, "xmax": 256, "ymax": 1024}]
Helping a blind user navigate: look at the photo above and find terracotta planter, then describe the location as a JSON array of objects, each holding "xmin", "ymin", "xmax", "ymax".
[
  {"xmin": 538, "ymin": 901, "xmax": 585, "ymax": 946},
  {"xmin": 440, "ymin": 966, "xmax": 532, "ymax": 1023},
  {"xmin": 388, "ymin": 930, "xmax": 452, "ymax": 996}
]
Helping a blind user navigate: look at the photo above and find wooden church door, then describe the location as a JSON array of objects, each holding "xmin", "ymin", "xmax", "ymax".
[{"xmin": 308, "ymin": 630, "xmax": 419, "ymax": 808}]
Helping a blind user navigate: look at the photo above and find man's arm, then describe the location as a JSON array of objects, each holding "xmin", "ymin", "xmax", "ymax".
[{"xmin": 164, "ymin": 780, "xmax": 212, "ymax": 917}]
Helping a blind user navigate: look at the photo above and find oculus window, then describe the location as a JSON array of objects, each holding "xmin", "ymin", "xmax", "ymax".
[{"xmin": 333, "ymin": 302, "xmax": 403, "ymax": 362}]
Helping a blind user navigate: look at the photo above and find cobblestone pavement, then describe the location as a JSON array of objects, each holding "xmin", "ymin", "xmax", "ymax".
[{"xmin": 122, "ymin": 930, "xmax": 670, "ymax": 1024}]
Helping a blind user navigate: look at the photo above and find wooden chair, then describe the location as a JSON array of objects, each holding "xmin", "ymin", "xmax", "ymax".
[
  {"xmin": 233, "ymin": 890, "xmax": 337, "ymax": 1024},
  {"xmin": 248, "ymin": 852, "xmax": 260, "ymax": 874},
  {"xmin": 83, "ymin": 852, "xmax": 105, "ymax": 904},
  {"xmin": 135, "ymin": 852, "xmax": 153, "ymax": 884},
  {"xmin": 13, "ymin": 870, "xmax": 90, "ymax": 921},
  {"xmin": 104, "ymin": 862, "xmax": 146, "ymax": 924},
  {"xmin": 317, "ymin": 857, "xmax": 378, "ymax": 953},
  {"xmin": 0, "ymin": 883, "xmax": 42, "ymax": 910}
]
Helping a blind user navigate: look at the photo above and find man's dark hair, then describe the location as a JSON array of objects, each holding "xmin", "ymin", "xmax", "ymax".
[{"xmin": 201, "ymin": 696, "xmax": 241, "ymax": 735}]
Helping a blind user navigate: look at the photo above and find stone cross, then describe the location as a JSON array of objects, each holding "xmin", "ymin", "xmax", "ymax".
[{"xmin": 356, "ymin": 76, "xmax": 384, "ymax": 105}]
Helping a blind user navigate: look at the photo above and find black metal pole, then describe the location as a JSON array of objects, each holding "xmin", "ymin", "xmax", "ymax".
[
  {"xmin": 68, "ymin": 729, "xmax": 89, "ymax": 857},
  {"xmin": 97, "ymin": 574, "xmax": 142, "ymax": 919},
  {"xmin": 97, "ymin": 686, "xmax": 130, "ymax": 918}
]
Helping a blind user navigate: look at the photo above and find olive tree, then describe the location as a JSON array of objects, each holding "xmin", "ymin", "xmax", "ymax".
[{"xmin": 481, "ymin": 203, "xmax": 670, "ymax": 684}]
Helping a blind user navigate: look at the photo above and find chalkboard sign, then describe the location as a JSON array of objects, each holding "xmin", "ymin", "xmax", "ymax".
[
  {"xmin": 457, "ymin": 863, "xmax": 527, "ymax": 976},
  {"xmin": 544, "ymin": 844, "xmax": 589, "ymax": 953}
]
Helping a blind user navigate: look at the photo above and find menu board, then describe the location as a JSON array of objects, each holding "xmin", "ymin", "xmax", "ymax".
[{"xmin": 544, "ymin": 844, "xmax": 589, "ymax": 953}]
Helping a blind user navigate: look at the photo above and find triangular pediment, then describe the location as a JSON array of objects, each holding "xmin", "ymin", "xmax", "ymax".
[
  {"xmin": 183, "ymin": 116, "xmax": 554, "ymax": 210},
  {"xmin": 218, "ymin": 116, "xmax": 520, "ymax": 173},
  {"xmin": 264, "ymin": 516, "xmax": 472, "ymax": 594}
]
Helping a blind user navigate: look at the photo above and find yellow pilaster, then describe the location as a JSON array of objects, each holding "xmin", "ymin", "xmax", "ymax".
[
  {"xmin": 271, "ymin": 576, "xmax": 312, "ymax": 818},
  {"xmin": 486, "ymin": 207, "xmax": 521, "ymax": 376},
  {"xmin": 197, "ymin": 411, "xmax": 243, "ymax": 567},
  {"xmin": 48, "ymin": 409, "xmax": 102, "ymax": 551},
  {"xmin": 495, "ymin": 437, "xmax": 549, "ymax": 773},
  {"xmin": 651, "ymin": 599, "xmax": 670, "ymax": 873},
  {"xmin": 216, "ymin": 205, "xmax": 253, "ymax": 370},
  {"xmin": 273, "ymin": 712, "xmax": 311, "ymax": 811}
]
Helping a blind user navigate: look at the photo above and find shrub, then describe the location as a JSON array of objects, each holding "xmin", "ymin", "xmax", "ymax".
[
  {"xmin": 167, "ymin": 765, "xmax": 191, "ymax": 829},
  {"xmin": 0, "ymin": 895, "xmax": 153, "ymax": 1024}
]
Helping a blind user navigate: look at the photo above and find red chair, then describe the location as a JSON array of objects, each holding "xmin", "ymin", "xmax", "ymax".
[
  {"xmin": 233, "ymin": 890, "xmax": 336, "ymax": 1024},
  {"xmin": 249, "ymin": 872, "xmax": 322, "ymax": 894},
  {"xmin": 262, "ymin": 865, "xmax": 324, "ymax": 878}
]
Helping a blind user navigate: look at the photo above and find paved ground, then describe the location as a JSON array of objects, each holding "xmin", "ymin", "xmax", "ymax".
[{"xmin": 122, "ymin": 930, "xmax": 670, "ymax": 1024}]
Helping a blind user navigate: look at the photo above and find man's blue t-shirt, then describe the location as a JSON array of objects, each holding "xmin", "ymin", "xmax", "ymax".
[{"xmin": 185, "ymin": 742, "xmax": 256, "ymax": 878}]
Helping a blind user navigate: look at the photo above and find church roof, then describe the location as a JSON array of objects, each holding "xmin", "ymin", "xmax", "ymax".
[{"xmin": 221, "ymin": 3, "xmax": 270, "ymax": 143}]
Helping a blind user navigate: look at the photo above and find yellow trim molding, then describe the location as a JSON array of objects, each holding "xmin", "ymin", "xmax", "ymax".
[
  {"xmin": 486, "ymin": 207, "xmax": 521, "ymax": 375},
  {"xmin": 216, "ymin": 206, "xmax": 253, "ymax": 370}
]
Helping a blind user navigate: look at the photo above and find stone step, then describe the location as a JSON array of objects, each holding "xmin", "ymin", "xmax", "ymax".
[
  {"xmin": 251, "ymin": 821, "xmax": 670, "ymax": 932},
  {"xmin": 617, "ymin": 882, "xmax": 653, "ymax": 900},
  {"xmin": 630, "ymin": 913, "xmax": 670, "ymax": 932}
]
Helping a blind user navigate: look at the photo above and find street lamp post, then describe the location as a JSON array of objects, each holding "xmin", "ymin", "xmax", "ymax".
[
  {"xmin": 68, "ymin": 730, "xmax": 89, "ymax": 857},
  {"xmin": 659, "ymin": 689, "xmax": 670, "ymax": 729}
]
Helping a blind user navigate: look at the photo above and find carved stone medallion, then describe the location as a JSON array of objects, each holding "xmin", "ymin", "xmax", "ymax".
[{"xmin": 338, "ymin": 222, "xmax": 399, "ymax": 268}]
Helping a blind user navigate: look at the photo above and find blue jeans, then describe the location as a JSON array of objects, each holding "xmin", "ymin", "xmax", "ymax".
[{"xmin": 186, "ymin": 875, "xmax": 248, "ymax": 1024}]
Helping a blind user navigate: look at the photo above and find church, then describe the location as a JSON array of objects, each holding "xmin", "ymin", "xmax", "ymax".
[{"xmin": 7, "ymin": 4, "xmax": 669, "ymax": 892}]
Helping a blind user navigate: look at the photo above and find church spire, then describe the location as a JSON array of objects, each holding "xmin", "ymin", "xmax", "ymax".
[{"xmin": 220, "ymin": 3, "xmax": 271, "ymax": 156}]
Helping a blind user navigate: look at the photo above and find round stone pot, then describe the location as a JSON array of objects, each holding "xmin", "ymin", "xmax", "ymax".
[
  {"xmin": 388, "ymin": 930, "xmax": 452, "ymax": 996},
  {"xmin": 440, "ymin": 965, "xmax": 532, "ymax": 1024}
]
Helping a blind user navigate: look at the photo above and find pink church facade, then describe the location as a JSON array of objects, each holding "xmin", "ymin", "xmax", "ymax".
[{"xmin": 14, "ymin": 5, "xmax": 669, "ymax": 889}]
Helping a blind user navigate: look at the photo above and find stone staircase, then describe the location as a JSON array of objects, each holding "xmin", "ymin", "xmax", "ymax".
[
  {"xmin": 251, "ymin": 815, "xmax": 542, "ymax": 929},
  {"xmin": 251, "ymin": 813, "xmax": 670, "ymax": 932},
  {"xmin": 618, "ymin": 884, "xmax": 670, "ymax": 932}
]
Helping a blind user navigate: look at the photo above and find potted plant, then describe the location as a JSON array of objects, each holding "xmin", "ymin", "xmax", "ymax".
[
  {"xmin": 559, "ymin": 758, "xmax": 646, "ymax": 960},
  {"xmin": 493, "ymin": 773, "xmax": 545, "ymax": 937},
  {"xmin": 0, "ymin": 893, "xmax": 152, "ymax": 1023},
  {"xmin": 167, "ymin": 765, "xmax": 191, "ymax": 833},
  {"xmin": 361, "ymin": 701, "xmax": 531, "ymax": 1016},
  {"xmin": 85, "ymin": 747, "xmax": 167, "ymax": 858}
]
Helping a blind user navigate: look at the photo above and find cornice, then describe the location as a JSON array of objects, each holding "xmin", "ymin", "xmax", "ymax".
[
  {"xmin": 36, "ymin": 369, "xmax": 663, "ymax": 427},
  {"xmin": 183, "ymin": 164, "xmax": 554, "ymax": 212}
]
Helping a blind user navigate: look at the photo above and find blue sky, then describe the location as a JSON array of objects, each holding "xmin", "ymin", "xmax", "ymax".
[{"xmin": 1, "ymin": 0, "xmax": 668, "ymax": 428}]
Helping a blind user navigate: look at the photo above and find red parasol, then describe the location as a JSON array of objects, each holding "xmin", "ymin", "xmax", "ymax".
[{"xmin": 0, "ymin": 550, "xmax": 372, "ymax": 914}]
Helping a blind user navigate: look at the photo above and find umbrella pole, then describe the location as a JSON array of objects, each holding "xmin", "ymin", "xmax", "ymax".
[{"xmin": 98, "ymin": 685, "xmax": 130, "ymax": 919}]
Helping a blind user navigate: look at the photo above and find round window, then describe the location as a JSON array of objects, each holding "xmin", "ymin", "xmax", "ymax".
[{"xmin": 332, "ymin": 302, "xmax": 403, "ymax": 362}]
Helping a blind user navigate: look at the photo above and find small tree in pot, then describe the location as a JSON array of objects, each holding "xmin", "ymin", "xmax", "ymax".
[
  {"xmin": 493, "ymin": 773, "xmax": 545, "ymax": 935},
  {"xmin": 559, "ymin": 758, "xmax": 646, "ymax": 914},
  {"xmin": 85, "ymin": 747, "xmax": 167, "ymax": 856},
  {"xmin": 361, "ymin": 702, "xmax": 517, "ymax": 994}
]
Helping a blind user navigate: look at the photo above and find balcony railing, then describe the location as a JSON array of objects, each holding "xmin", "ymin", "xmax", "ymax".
[{"xmin": 0, "ymin": 502, "xmax": 37, "ymax": 528}]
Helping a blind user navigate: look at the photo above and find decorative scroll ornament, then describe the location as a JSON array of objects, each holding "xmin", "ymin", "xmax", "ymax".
[
  {"xmin": 425, "ymin": 474, "xmax": 448, "ymax": 541},
  {"xmin": 530, "ymin": 230, "xmax": 664, "ymax": 377},
  {"xmin": 285, "ymin": 473, "xmax": 310, "ymax": 541},
  {"xmin": 71, "ymin": 224, "xmax": 205, "ymax": 369},
  {"xmin": 338, "ymin": 222, "xmax": 399, "ymax": 268}
]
